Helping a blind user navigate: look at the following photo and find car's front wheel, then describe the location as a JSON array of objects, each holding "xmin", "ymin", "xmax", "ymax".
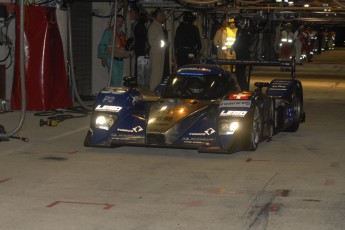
[{"xmin": 247, "ymin": 105, "xmax": 262, "ymax": 151}]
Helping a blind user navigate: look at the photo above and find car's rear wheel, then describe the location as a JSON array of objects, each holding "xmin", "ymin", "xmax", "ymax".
[
  {"xmin": 286, "ymin": 87, "xmax": 301, "ymax": 132},
  {"xmin": 267, "ymin": 100, "xmax": 275, "ymax": 141},
  {"xmin": 247, "ymin": 105, "xmax": 262, "ymax": 151}
]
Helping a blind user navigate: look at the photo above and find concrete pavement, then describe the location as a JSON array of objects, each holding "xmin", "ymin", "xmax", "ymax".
[{"xmin": 0, "ymin": 48, "xmax": 345, "ymax": 230}]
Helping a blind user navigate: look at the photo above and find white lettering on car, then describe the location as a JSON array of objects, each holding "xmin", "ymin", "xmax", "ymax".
[
  {"xmin": 189, "ymin": 128, "xmax": 215, "ymax": 136},
  {"xmin": 220, "ymin": 110, "xmax": 247, "ymax": 117},
  {"xmin": 189, "ymin": 133, "xmax": 206, "ymax": 136},
  {"xmin": 103, "ymin": 96, "xmax": 115, "ymax": 103},
  {"xmin": 95, "ymin": 105, "xmax": 122, "ymax": 112},
  {"xmin": 220, "ymin": 100, "xmax": 251, "ymax": 108},
  {"xmin": 117, "ymin": 126, "xmax": 143, "ymax": 133},
  {"xmin": 117, "ymin": 128, "xmax": 133, "ymax": 133}
]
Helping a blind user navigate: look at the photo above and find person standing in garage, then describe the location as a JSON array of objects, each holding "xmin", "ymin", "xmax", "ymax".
[
  {"xmin": 130, "ymin": 7, "xmax": 149, "ymax": 84},
  {"xmin": 230, "ymin": 16, "xmax": 252, "ymax": 90},
  {"xmin": 225, "ymin": 18, "xmax": 237, "ymax": 59},
  {"xmin": 213, "ymin": 17, "xmax": 234, "ymax": 71},
  {"xmin": 147, "ymin": 8, "xmax": 167, "ymax": 91},
  {"xmin": 214, "ymin": 17, "xmax": 237, "ymax": 72},
  {"xmin": 98, "ymin": 14, "xmax": 129, "ymax": 86},
  {"xmin": 279, "ymin": 22, "xmax": 294, "ymax": 71},
  {"xmin": 213, "ymin": 18, "xmax": 228, "ymax": 60},
  {"xmin": 279, "ymin": 23, "xmax": 294, "ymax": 60},
  {"xmin": 293, "ymin": 25, "xmax": 306, "ymax": 64},
  {"xmin": 174, "ymin": 11, "xmax": 202, "ymax": 68}
]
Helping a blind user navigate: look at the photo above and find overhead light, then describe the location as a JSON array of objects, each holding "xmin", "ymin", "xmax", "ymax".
[{"xmin": 304, "ymin": 4, "xmax": 309, "ymax": 7}]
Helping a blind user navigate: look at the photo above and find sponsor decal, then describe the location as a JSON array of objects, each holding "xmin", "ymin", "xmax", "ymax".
[
  {"xmin": 101, "ymin": 89, "xmax": 126, "ymax": 94},
  {"xmin": 271, "ymin": 85, "xmax": 288, "ymax": 88},
  {"xmin": 102, "ymin": 96, "xmax": 115, "ymax": 103},
  {"xmin": 182, "ymin": 137, "xmax": 214, "ymax": 141},
  {"xmin": 228, "ymin": 92, "xmax": 252, "ymax": 100},
  {"xmin": 270, "ymin": 84, "xmax": 288, "ymax": 90},
  {"xmin": 132, "ymin": 126, "xmax": 143, "ymax": 132},
  {"xmin": 117, "ymin": 126, "xmax": 143, "ymax": 133},
  {"xmin": 183, "ymin": 140, "xmax": 204, "ymax": 144},
  {"xmin": 220, "ymin": 110, "xmax": 247, "ymax": 117},
  {"xmin": 189, "ymin": 128, "xmax": 215, "ymax": 136},
  {"xmin": 272, "ymin": 80, "xmax": 292, "ymax": 84},
  {"xmin": 205, "ymin": 128, "xmax": 215, "ymax": 135},
  {"xmin": 189, "ymin": 132, "xmax": 207, "ymax": 136},
  {"xmin": 131, "ymin": 95, "xmax": 143, "ymax": 105},
  {"xmin": 220, "ymin": 100, "xmax": 251, "ymax": 108},
  {"xmin": 95, "ymin": 105, "xmax": 122, "ymax": 112},
  {"xmin": 178, "ymin": 67, "xmax": 211, "ymax": 73},
  {"xmin": 269, "ymin": 81, "xmax": 292, "ymax": 90}
]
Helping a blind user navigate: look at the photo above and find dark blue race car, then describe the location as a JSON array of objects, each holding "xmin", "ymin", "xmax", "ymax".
[{"xmin": 84, "ymin": 61, "xmax": 305, "ymax": 153}]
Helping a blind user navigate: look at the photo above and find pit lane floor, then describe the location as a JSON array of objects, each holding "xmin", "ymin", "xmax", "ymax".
[{"xmin": 0, "ymin": 48, "xmax": 345, "ymax": 230}]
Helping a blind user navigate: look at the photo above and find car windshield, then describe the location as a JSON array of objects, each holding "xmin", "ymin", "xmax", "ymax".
[{"xmin": 161, "ymin": 73, "xmax": 234, "ymax": 100}]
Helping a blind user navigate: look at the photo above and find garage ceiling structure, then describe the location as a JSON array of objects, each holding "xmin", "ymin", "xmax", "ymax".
[{"xmin": 136, "ymin": 0, "xmax": 345, "ymax": 27}]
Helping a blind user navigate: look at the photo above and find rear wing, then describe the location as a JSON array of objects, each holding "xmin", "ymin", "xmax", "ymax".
[{"xmin": 197, "ymin": 57, "xmax": 298, "ymax": 90}]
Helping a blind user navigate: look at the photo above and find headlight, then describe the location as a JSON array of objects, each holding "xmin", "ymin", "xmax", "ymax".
[
  {"xmin": 94, "ymin": 114, "xmax": 116, "ymax": 130},
  {"xmin": 220, "ymin": 121, "xmax": 240, "ymax": 134},
  {"xmin": 229, "ymin": 121, "xmax": 239, "ymax": 133}
]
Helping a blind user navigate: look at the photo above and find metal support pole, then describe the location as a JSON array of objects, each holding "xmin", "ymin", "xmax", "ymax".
[{"xmin": 108, "ymin": 0, "xmax": 118, "ymax": 86}]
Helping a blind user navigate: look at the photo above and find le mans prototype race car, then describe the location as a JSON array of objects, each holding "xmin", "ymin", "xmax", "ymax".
[{"xmin": 84, "ymin": 59, "xmax": 305, "ymax": 153}]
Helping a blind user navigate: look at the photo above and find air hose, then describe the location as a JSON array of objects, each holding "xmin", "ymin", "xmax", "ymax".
[
  {"xmin": 0, "ymin": 0, "xmax": 26, "ymax": 140},
  {"xmin": 35, "ymin": 106, "xmax": 89, "ymax": 127}
]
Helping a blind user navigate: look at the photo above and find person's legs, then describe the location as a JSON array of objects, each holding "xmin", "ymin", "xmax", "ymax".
[
  {"xmin": 295, "ymin": 41, "xmax": 302, "ymax": 63},
  {"xmin": 149, "ymin": 48, "xmax": 165, "ymax": 91},
  {"xmin": 235, "ymin": 65, "xmax": 248, "ymax": 91},
  {"xmin": 110, "ymin": 60, "xmax": 124, "ymax": 87},
  {"xmin": 176, "ymin": 48, "xmax": 189, "ymax": 67}
]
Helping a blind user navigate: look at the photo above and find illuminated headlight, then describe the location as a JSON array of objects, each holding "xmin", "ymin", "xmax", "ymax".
[
  {"xmin": 229, "ymin": 122, "xmax": 239, "ymax": 133},
  {"xmin": 220, "ymin": 121, "xmax": 240, "ymax": 134},
  {"xmin": 95, "ymin": 115, "xmax": 115, "ymax": 130}
]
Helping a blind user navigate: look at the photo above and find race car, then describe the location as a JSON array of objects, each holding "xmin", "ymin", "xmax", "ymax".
[{"xmin": 84, "ymin": 60, "xmax": 305, "ymax": 153}]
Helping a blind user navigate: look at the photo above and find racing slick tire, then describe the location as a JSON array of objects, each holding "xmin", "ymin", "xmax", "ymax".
[
  {"xmin": 247, "ymin": 105, "xmax": 262, "ymax": 151},
  {"xmin": 267, "ymin": 100, "xmax": 275, "ymax": 141},
  {"xmin": 285, "ymin": 86, "xmax": 302, "ymax": 132}
]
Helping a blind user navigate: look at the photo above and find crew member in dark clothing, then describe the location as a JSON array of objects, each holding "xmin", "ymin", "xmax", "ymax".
[
  {"xmin": 230, "ymin": 16, "xmax": 253, "ymax": 91},
  {"xmin": 130, "ymin": 7, "xmax": 148, "ymax": 80},
  {"xmin": 174, "ymin": 11, "xmax": 202, "ymax": 68}
]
